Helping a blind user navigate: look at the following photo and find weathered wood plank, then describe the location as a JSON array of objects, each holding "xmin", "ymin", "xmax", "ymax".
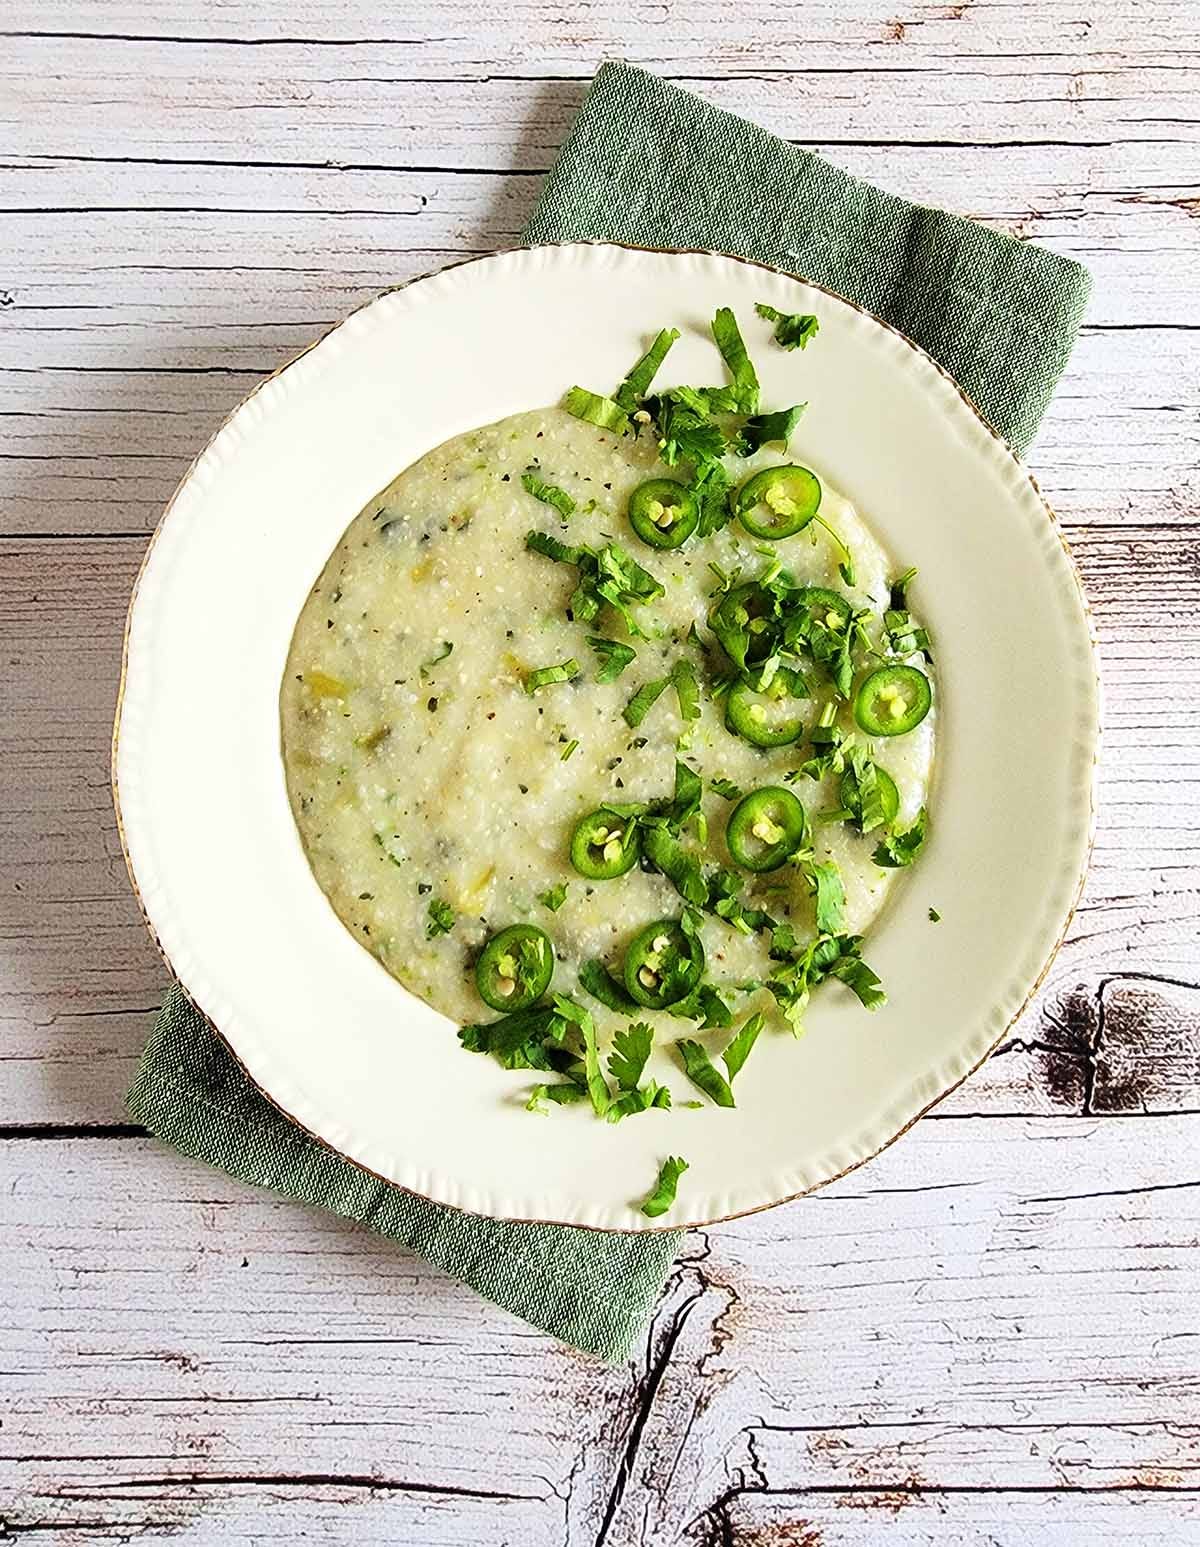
[
  {"xmin": 4, "ymin": 0, "xmax": 1190, "ymax": 56},
  {"xmin": 2, "ymin": 325, "xmax": 1196, "ymax": 538},
  {"xmin": 4, "ymin": 1118, "xmax": 1198, "ymax": 1538},
  {"xmin": 723, "ymin": 1493, "xmax": 1200, "ymax": 1544},
  {"xmin": 0, "ymin": 528, "xmax": 1196, "ymax": 1125},
  {"xmin": 2, "ymin": 37, "xmax": 1196, "ymax": 169},
  {"xmin": 0, "ymin": 158, "xmax": 1193, "ymax": 336}
]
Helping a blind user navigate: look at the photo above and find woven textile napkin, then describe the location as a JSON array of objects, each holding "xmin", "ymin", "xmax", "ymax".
[{"xmin": 127, "ymin": 62, "xmax": 1090, "ymax": 1362}]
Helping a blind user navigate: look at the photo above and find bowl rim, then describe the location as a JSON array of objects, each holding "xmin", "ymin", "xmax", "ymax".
[{"xmin": 112, "ymin": 239, "xmax": 1100, "ymax": 1232}]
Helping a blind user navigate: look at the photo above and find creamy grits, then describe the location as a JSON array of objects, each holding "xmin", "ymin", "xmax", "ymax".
[{"xmin": 281, "ymin": 406, "xmax": 935, "ymax": 1030}]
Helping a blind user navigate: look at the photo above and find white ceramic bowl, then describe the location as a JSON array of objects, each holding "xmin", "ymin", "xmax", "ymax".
[{"xmin": 114, "ymin": 244, "xmax": 1099, "ymax": 1230}]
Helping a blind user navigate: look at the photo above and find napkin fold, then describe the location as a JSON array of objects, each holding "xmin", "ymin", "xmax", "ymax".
[{"xmin": 128, "ymin": 62, "xmax": 1090, "ymax": 1361}]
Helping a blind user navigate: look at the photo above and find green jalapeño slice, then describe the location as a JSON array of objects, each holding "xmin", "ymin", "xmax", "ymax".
[
  {"xmin": 791, "ymin": 585, "xmax": 852, "ymax": 633},
  {"xmin": 628, "ymin": 477, "xmax": 699, "ymax": 549},
  {"xmin": 734, "ymin": 464, "xmax": 822, "ymax": 540},
  {"xmin": 839, "ymin": 763, "xmax": 900, "ymax": 830},
  {"xmin": 623, "ymin": 918, "xmax": 705, "ymax": 1009},
  {"xmin": 854, "ymin": 664, "xmax": 932, "ymax": 737},
  {"xmin": 726, "ymin": 786, "xmax": 809, "ymax": 872},
  {"xmin": 726, "ymin": 671, "xmax": 807, "ymax": 748},
  {"xmin": 475, "ymin": 924, "xmax": 554, "ymax": 1012},
  {"xmin": 570, "ymin": 809, "xmax": 641, "ymax": 879}
]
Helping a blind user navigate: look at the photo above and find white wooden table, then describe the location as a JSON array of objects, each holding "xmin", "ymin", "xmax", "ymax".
[{"xmin": 3, "ymin": 4, "xmax": 1198, "ymax": 1542}]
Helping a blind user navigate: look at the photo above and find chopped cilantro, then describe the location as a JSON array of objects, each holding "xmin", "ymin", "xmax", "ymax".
[
  {"xmin": 676, "ymin": 1039, "xmax": 735, "ymax": 1107},
  {"xmin": 722, "ymin": 1012, "xmax": 765, "ymax": 1083},
  {"xmin": 562, "ymin": 385, "xmax": 630, "ymax": 434},
  {"xmin": 874, "ymin": 808, "xmax": 929, "ymax": 869},
  {"xmin": 808, "ymin": 860, "xmax": 846, "ymax": 937},
  {"xmin": 521, "ymin": 469, "xmax": 575, "ymax": 519},
  {"xmin": 928, "ymin": 906, "xmax": 942, "ymax": 923},
  {"xmin": 755, "ymin": 302, "xmax": 821, "ymax": 351},
  {"xmin": 539, "ymin": 883, "xmax": 568, "ymax": 912},
  {"xmin": 623, "ymin": 674, "xmax": 671, "ymax": 727},
  {"xmin": 552, "ymin": 994, "xmax": 609, "ymax": 1116},
  {"xmin": 560, "ymin": 738, "xmax": 579, "ymax": 761},
  {"xmin": 579, "ymin": 958, "xmax": 640, "ymax": 1014},
  {"xmin": 418, "ymin": 640, "xmax": 454, "ymax": 679},
  {"xmin": 742, "ymin": 403, "xmax": 807, "ymax": 451},
  {"xmin": 671, "ymin": 656, "xmax": 701, "ymax": 723},
  {"xmin": 587, "ymin": 634, "xmax": 637, "ymax": 682},
  {"xmin": 615, "ymin": 327, "xmax": 680, "ymax": 411},
  {"xmin": 523, "ymin": 659, "xmax": 580, "ymax": 694},
  {"xmin": 526, "ymin": 1082, "xmax": 589, "ymax": 1113},
  {"xmin": 711, "ymin": 307, "xmax": 760, "ymax": 411},
  {"xmin": 639, "ymin": 1155, "xmax": 689, "ymax": 1218}
]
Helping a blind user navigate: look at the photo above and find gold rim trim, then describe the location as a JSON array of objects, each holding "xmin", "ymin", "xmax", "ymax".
[{"xmin": 112, "ymin": 240, "xmax": 1101, "ymax": 1235}]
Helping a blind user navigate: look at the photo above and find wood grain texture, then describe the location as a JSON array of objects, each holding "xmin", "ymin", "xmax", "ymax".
[
  {"xmin": 5, "ymin": 1118, "xmax": 1200, "ymax": 1540},
  {"xmin": 2, "ymin": 2, "xmax": 1198, "ymax": 1541}
]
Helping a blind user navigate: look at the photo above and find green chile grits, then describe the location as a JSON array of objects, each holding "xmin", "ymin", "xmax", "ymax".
[{"xmin": 280, "ymin": 308, "xmax": 935, "ymax": 1214}]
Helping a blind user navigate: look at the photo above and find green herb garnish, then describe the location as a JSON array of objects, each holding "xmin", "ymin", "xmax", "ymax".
[
  {"xmin": 562, "ymin": 385, "xmax": 631, "ymax": 434},
  {"xmin": 709, "ymin": 776, "xmax": 743, "ymax": 801},
  {"xmin": 579, "ymin": 958, "xmax": 640, "ymax": 1013},
  {"xmin": 560, "ymin": 738, "xmax": 579, "ymax": 761},
  {"xmin": 874, "ymin": 808, "xmax": 929, "ymax": 868},
  {"xmin": 539, "ymin": 883, "xmax": 568, "ymax": 912},
  {"xmin": 676, "ymin": 1038, "xmax": 735, "ymax": 1107},
  {"xmin": 523, "ymin": 659, "xmax": 580, "ymax": 694},
  {"xmin": 742, "ymin": 403, "xmax": 807, "ymax": 451},
  {"xmin": 587, "ymin": 635, "xmax": 637, "ymax": 682},
  {"xmin": 928, "ymin": 906, "xmax": 941, "ymax": 923},
  {"xmin": 615, "ymin": 327, "xmax": 681, "ymax": 411},
  {"xmin": 623, "ymin": 674, "xmax": 671, "ymax": 727},
  {"xmin": 521, "ymin": 469, "xmax": 575, "ymax": 519},
  {"xmin": 671, "ymin": 656, "xmax": 701, "ymax": 723},
  {"xmin": 722, "ymin": 1012, "xmax": 765, "ymax": 1082},
  {"xmin": 808, "ymin": 859, "xmax": 846, "ymax": 937},
  {"xmin": 419, "ymin": 640, "xmax": 454, "ymax": 679},
  {"xmin": 711, "ymin": 307, "xmax": 760, "ymax": 412},
  {"xmin": 639, "ymin": 1155, "xmax": 689, "ymax": 1218},
  {"xmin": 526, "ymin": 1082, "xmax": 589, "ymax": 1113},
  {"xmin": 755, "ymin": 302, "xmax": 820, "ymax": 351}
]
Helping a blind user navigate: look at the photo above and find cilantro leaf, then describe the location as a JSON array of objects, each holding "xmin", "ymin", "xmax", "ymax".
[
  {"xmin": 587, "ymin": 635, "xmax": 636, "ymax": 682},
  {"xmin": 709, "ymin": 775, "xmax": 743, "ymax": 801},
  {"xmin": 579, "ymin": 959, "xmax": 640, "ymax": 1014},
  {"xmin": 743, "ymin": 403, "xmax": 807, "ymax": 450},
  {"xmin": 607, "ymin": 1082, "xmax": 672, "ymax": 1123},
  {"xmin": 676, "ymin": 1038, "xmax": 736, "ymax": 1107},
  {"xmin": 608, "ymin": 1021, "xmax": 654, "ymax": 1091},
  {"xmin": 722, "ymin": 1012, "xmax": 764, "ymax": 1083},
  {"xmin": 928, "ymin": 907, "xmax": 942, "ymax": 923},
  {"xmin": 563, "ymin": 385, "xmax": 631, "ymax": 434},
  {"xmin": 755, "ymin": 302, "xmax": 820, "ymax": 351},
  {"xmin": 521, "ymin": 469, "xmax": 575, "ymax": 519},
  {"xmin": 873, "ymin": 807, "xmax": 929, "ymax": 869},
  {"xmin": 711, "ymin": 307, "xmax": 760, "ymax": 411},
  {"xmin": 668, "ymin": 982, "xmax": 734, "ymax": 1029},
  {"xmin": 425, "ymin": 897, "xmax": 456, "ymax": 938},
  {"xmin": 623, "ymin": 674, "xmax": 671, "ymax": 727},
  {"xmin": 641, "ymin": 824, "xmax": 709, "ymax": 908},
  {"xmin": 552, "ymin": 995, "xmax": 609, "ymax": 1116},
  {"xmin": 666, "ymin": 760, "xmax": 704, "ymax": 835},
  {"xmin": 524, "ymin": 659, "xmax": 580, "ymax": 694},
  {"xmin": 694, "ymin": 461, "xmax": 734, "ymax": 538},
  {"xmin": 539, "ymin": 883, "xmax": 568, "ymax": 912},
  {"xmin": 526, "ymin": 1081, "xmax": 589, "ymax": 1113},
  {"xmin": 671, "ymin": 656, "xmax": 701, "ymax": 723},
  {"xmin": 808, "ymin": 860, "xmax": 846, "ymax": 937},
  {"xmin": 640, "ymin": 1155, "xmax": 689, "ymax": 1218},
  {"xmin": 615, "ymin": 327, "xmax": 680, "ymax": 411}
]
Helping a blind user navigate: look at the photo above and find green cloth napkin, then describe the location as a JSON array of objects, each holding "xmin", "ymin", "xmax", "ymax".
[{"xmin": 128, "ymin": 62, "xmax": 1090, "ymax": 1362}]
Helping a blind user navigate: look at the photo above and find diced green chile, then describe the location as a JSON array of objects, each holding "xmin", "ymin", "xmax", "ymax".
[
  {"xmin": 627, "ymin": 478, "xmax": 699, "ymax": 549},
  {"xmin": 570, "ymin": 809, "xmax": 641, "ymax": 879},
  {"xmin": 726, "ymin": 787, "xmax": 809, "ymax": 872},
  {"xmin": 839, "ymin": 763, "xmax": 900, "ymax": 828},
  {"xmin": 854, "ymin": 665, "xmax": 932, "ymax": 737},
  {"xmin": 726, "ymin": 674, "xmax": 807, "ymax": 747},
  {"xmin": 734, "ymin": 465, "xmax": 822, "ymax": 539},
  {"xmin": 623, "ymin": 919, "xmax": 706, "ymax": 1010},
  {"xmin": 475, "ymin": 925, "xmax": 554, "ymax": 1012}
]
